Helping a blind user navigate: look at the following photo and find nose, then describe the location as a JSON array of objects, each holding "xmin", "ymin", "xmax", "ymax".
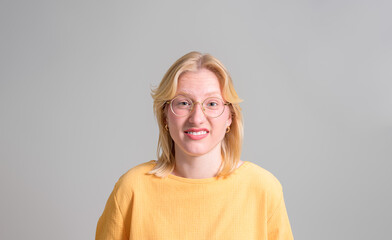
[{"xmin": 188, "ymin": 102, "xmax": 206, "ymax": 124}]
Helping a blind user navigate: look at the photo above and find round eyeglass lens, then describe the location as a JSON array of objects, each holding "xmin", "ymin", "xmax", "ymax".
[
  {"xmin": 171, "ymin": 96, "xmax": 192, "ymax": 116},
  {"xmin": 202, "ymin": 97, "xmax": 225, "ymax": 117}
]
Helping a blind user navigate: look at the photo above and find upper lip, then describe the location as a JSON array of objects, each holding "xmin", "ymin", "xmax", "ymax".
[{"xmin": 184, "ymin": 128, "xmax": 209, "ymax": 133}]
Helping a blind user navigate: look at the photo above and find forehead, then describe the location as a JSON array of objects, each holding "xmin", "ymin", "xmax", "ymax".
[{"xmin": 177, "ymin": 68, "xmax": 222, "ymax": 98}]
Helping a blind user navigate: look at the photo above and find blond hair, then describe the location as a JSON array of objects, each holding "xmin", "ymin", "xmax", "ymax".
[{"xmin": 149, "ymin": 51, "xmax": 243, "ymax": 178}]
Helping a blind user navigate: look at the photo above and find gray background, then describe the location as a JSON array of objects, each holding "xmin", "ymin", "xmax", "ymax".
[{"xmin": 1, "ymin": 0, "xmax": 391, "ymax": 239}]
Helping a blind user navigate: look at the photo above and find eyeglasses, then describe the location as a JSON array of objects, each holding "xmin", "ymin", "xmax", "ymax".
[{"xmin": 166, "ymin": 95, "xmax": 231, "ymax": 118}]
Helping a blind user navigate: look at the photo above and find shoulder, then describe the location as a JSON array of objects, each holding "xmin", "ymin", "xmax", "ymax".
[
  {"xmin": 240, "ymin": 161, "xmax": 283, "ymax": 199},
  {"xmin": 113, "ymin": 160, "xmax": 156, "ymax": 196},
  {"xmin": 118, "ymin": 160, "xmax": 156, "ymax": 182},
  {"xmin": 242, "ymin": 161, "xmax": 282, "ymax": 188}
]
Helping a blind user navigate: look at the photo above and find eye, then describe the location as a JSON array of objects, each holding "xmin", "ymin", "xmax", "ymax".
[
  {"xmin": 207, "ymin": 101, "xmax": 218, "ymax": 107},
  {"xmin": 178, "ymin": 101, "xmax": 191, "ymax": 106},
  {"xmin": 176, "ymin": 99, "xmax": 191, "ymax": 106},
  {"xmin": 205, "ymin": 98, "xmax": 222, "ymax": 108},
  {"xmin": 172, "ymin": 96, "xmax": 192, "ymax": 108}
]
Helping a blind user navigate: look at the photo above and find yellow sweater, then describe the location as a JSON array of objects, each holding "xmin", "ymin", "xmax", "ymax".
[{"xmin": 96, "ymin": 161, "xmax": 293, "ymax": 240}]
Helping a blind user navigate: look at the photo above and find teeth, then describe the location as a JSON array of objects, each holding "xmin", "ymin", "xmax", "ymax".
[{"xmin": 187, "ymin": 131, "xmax": 207, "ymax": 135}]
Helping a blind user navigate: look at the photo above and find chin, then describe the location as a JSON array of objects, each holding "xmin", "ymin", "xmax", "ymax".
[
  {"xmin": 176, "ymin": 140, "xmax": 222, "ymax": 158},
  {"xmin": 182, "ymin": 146, "xmax": 211, "ymax": 157}
]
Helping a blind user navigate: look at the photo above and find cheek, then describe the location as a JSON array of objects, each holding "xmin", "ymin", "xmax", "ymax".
[
  {"xmin": 213, "ymin": 118, "xmax": 230, "ymax": 134},
  {"xmin": 167, "ymin": 113, "xmax": 183, "ymax": 133}
]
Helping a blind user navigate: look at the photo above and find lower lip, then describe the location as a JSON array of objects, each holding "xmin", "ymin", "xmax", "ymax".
[{"xmin": 184, "ymin": 132, "xmax": 209, "ymax": 140}]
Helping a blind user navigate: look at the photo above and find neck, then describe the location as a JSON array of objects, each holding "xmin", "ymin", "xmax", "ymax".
[{"xmin": 172, "ymin": 144, "xmax": 223, "ymax": 179}]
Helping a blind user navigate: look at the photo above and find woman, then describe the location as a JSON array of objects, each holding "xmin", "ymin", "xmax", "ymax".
[{"xmin": 96, "ymin": 52, "xmax": 294, "ymax": 239}]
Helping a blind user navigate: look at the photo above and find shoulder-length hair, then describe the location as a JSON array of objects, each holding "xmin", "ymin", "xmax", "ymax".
[{"xmin": 148, "ymin": 51, "xmax": 243, "ymax": 178}]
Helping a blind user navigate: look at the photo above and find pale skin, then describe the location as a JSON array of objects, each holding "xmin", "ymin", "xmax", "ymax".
[{"xmin": 166, "ymin": 68, "xmax": 244, "ymax": 179}]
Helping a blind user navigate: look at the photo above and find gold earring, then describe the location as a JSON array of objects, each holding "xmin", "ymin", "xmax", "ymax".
[
  {"xmin": 226, "ymin": 126, "xmax": 230, "ymax": 133},
  {"xmin": 165, "ymin": 124, "xmax": 169, "ymax": 131}
]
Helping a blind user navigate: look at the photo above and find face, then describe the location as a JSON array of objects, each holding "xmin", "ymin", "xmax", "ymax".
[{"xmin": 166, "ymin": 68, "xmax": 232, "ymax": 158}]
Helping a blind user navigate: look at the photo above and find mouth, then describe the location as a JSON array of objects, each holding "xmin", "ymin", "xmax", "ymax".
[
  {"xmin": 184, "ymin": 128, "xmax": 209, "ymax": 134},
  {"xmin": 184, "ymin": 130, "xmax": 208, "ymax": 135},
  {"xmin": 184, "ymin": 128, "xmax": 209, "ymax": 139}
]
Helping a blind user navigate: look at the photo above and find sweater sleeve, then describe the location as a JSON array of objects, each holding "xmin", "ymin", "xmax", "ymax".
[
  {"xmin": 267, "ymin": 193, "xmax": 294, "ymax": 240},
  {"xmin": 96, "ymin": 185, "xmax": 129, "ymax": 240}
]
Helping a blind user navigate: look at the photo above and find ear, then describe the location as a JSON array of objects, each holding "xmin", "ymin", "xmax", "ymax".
[{"xmin": 226, "ymin": 113, "xmax": 232, "ymax": 127}]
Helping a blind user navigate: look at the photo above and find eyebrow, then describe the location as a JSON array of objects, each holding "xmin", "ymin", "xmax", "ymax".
[{"xmin": 176, "ymin": 91, "xmax": 222, "ymax": 98}]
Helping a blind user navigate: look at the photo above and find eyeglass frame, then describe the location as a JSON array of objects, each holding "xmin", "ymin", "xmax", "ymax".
[{"xmin": 165, "ymin": 95, "xmax": 231, "ymax": 118}]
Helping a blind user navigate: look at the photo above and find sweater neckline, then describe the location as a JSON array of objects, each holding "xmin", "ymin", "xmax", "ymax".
[{"xmin": 167, "ymin": 161, "xmax": 250, "ymax": 184}]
